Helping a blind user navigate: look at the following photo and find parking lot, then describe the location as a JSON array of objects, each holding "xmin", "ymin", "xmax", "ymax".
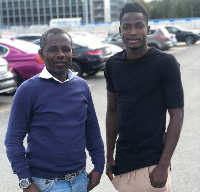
[{"xmin": 0, "ymin": 42, "xmax": 200, "ymax": 192}]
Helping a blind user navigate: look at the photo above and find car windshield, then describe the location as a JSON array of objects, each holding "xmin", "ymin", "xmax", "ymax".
[
  {"xmin": 2, "ymin": 39, "xmax": 39, "ymax": 53},
  {"xmin": 69, "ymin": 32, "xmax": 104, "ymax": 49}
]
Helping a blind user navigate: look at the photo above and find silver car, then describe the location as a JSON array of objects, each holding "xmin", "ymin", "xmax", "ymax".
[{"xmin": 0, "ymin": 57, "xmax": 17, "ymax": 94}]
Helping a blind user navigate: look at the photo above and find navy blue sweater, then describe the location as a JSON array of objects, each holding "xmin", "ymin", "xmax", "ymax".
[{"xmin": 5, "ymin": 75, "xmax": 105, "ymax": 180}]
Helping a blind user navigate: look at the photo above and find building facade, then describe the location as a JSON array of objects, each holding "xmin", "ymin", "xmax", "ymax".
[
  {"xmin": 110, "ymin": 0, "xmax": 130, "ymax": 22},
  {"xmin": 0, "ymin": 0, "xmax": 129, "ymax": 27}
]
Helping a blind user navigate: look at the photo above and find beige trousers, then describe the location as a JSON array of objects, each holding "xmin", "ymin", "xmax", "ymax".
[{"xmin": 112, "ymin": 165, "xmax": 171, "ymax": 192}]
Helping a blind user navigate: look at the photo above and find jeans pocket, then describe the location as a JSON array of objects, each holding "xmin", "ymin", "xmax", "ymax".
[
  {"xmin": 32, "ymin": 177, "xmax": 54, "ymax": 192},
  {"xmin": 111, "ymin": 176, "xmax": 119, "ymax": 190},
  {"xmin": 74, "ymin": 170, "xmax": 90, "ymax": 192},
  {"xmin": 80, "ymin": 169, "xmax": 90, "ymax": 182}
]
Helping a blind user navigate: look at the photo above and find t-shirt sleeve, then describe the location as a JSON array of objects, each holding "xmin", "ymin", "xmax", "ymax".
[
  {"xmin": 104, "ymin": 58, "xmax": 116, "ymax": 93},
  {"xmin": 161, "ymin": 55, "xmax": 184, "ymax": 109}
]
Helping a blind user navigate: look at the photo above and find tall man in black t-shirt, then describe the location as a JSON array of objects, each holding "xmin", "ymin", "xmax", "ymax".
[{"xmin": 104, "ymin": 2, "xmax": 184, "ymax": 192}]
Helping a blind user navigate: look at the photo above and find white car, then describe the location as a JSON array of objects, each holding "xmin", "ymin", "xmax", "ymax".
[
  {"xmin": 69, "ymin": 31, "xmax": 122, "ymax": 54},
  {"xmin": 0, "ymin": 57, "xmax": 17, "ymax": 94}
]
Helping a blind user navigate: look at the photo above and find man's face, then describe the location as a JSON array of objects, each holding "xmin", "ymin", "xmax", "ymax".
[
  {"xmin": 39, "ymin": 33, "xmax": 73, "ymax": 80},
  {"xmin": 119, "ymin": 12, "xmax": 150, "ymax": 51}
]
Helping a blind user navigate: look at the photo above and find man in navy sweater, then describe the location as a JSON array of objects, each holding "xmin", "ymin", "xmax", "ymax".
[{"xmin": 5, "ymin": 28, "xmax": 105, "ymax": 192}]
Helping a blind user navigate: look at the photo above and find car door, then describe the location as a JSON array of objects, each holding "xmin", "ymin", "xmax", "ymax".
[{"xmin": 165, "ymin": 27, "xmax": 183, "ymax": 41}]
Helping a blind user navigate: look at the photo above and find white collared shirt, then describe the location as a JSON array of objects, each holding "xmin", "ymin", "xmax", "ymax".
[{"xmin": 39, "ymin": 67, "xmax": 77, "ymax": 83}]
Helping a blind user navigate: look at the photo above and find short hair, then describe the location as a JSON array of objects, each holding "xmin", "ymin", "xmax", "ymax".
[
  {"xmin": 119, "ymin": 2, "xmax": 149, "ymax": 24},
  {"xmin": 40, "ymin": 28, "xmax": 73, "ymax": 50}
]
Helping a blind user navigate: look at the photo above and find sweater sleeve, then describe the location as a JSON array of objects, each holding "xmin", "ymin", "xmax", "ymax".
[
  {"xmin": 4, "ymin": 84, "xmax": 32, "ymax": 180},
  {"xmin": 85, "ymin": 90, "xmax": 105, "ymax": 174}
]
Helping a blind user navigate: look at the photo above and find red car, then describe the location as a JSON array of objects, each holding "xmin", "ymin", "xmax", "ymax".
[{"xmin": 0, "ymin": 39, "xmax": 44, "ymax": 86}]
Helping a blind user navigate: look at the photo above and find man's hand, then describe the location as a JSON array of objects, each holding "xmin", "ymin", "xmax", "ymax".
[
  {"xmin": 106, "ymin": 159, "xmax": 115, "ymax": 181},
  {"xmin": 87, "ymin": 171, "xmax": 102, "ymax": 191},
  {"xmin": 23, "ymin": 182, "xmax": 39, "ymax": 192},
  {"xmin": 149, "ymin": 164, "xmax": 168, "ymax": 188}
]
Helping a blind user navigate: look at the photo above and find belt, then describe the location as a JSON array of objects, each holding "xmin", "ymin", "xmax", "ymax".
[{"xmin": 50, "ymin": 167, "xmax": 85, "ymax": 181}]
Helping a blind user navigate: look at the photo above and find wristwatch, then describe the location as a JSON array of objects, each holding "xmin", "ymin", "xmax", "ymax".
[{"xmin": 19, "ymin": 178, "xmax": 32, "ymax": 189}]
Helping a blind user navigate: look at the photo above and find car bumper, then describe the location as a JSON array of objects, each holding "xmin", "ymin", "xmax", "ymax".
[{"xmin": 0, "ymin": 71, "xmax": 17, "ymax": 94}]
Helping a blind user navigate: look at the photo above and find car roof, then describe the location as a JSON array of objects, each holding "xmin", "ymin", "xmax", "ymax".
[{"xmin": 0, "ymin": 39, "xmax": 40, "ymax": 53}]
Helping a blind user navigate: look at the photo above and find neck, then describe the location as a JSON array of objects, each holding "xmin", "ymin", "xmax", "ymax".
[
  {"xmin": 47, "ymin": 68, "xmax": 68, "ymax": 82},
  {"xmin": 126, "ymin": 46, "xmax": 149, "ymax": 60}
]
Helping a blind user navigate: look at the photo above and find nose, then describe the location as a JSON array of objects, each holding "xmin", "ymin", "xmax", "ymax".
[
  {"xmin": 57, "ymin": 49, "xmax": 65, "ymax": 57},
  {"xmin": 129, "ymin": 27, "xmax": 138, "ymax": 35}
]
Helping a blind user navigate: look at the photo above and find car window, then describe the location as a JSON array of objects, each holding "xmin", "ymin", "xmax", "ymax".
[
  {"xmin": 16, "ymin": 35, "xmax": 41, "ymax": 41},
  {"xmin": 149, "ymin": 29, "xmax": 156, "ymax": 35},
  {"xmin": 5, "ymin": 40, "xmax": 40, "ymax": 53},
  {"xmin": 115, "ymin": 34, "xmax": 122, "ymax": 41},
  {"xmin": 73, "ymin": 44, "xmax": 80, "ymax": 48},
  {"xmin": 165, "ymin": 27, "xmax": 179, "ymax": 33},
  {"xmin": 0, "ymin": 46, "xmax": 8, "ymax": 56}
]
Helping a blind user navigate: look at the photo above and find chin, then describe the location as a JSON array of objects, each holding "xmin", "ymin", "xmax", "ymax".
[{"xmin": 128, "ymin": 46, "xmax": 141, "ymax": 50}]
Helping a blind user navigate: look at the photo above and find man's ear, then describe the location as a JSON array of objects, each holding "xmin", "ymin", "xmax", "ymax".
[
  {"xmin": 147, "ymin": 26, "xmax": 150, "ymax": 35},
  {"xmin": 119, "ymin": 26, "xmax": 122, "ymax": 35},
  {"xmin": 72, "ymin": 48, "xmax": 74, "ymax": 54},
  {"xmin": 38, "ymin": 49, "xmax": 44, "ymax": 60}
]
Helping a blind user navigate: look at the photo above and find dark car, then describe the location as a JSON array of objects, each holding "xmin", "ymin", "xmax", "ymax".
[
  {"xmin": 0, "ymin": 57, "xmax": 17, "ymax": 94},
  {"xmin": 104, "ymin": 26, "xmax": 173, "ymax": 50},
  {"xmin": 33, "ymin": 32, "xmax": 122, "ymax": 77},
  {"xmin": 164, "ymin": 25, "xmax": 200, "ymax": 45}
]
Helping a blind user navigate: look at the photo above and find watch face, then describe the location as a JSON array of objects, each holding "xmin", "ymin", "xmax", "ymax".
[{"xmin": 19, "ymin": 178, "xmax": 31, "ymax": 189}]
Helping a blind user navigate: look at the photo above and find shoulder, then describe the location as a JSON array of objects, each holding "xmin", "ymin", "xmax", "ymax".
[
  {"xmin": 71, "ymin": 75, "xmax": 90, "ymax": 90},
  {"xmin": 149, "ymin": 47, "xmax": 176, "ymax": 62},
  {"xmin": 18, "ymin": 74, "xmax": 40, "ymax": 90},
  {"xmin": 106, "ymin": 50, "xmax": 125, "ymax": 64},
  {"xmin": 148, "ymin": 48, "xmax": 179, "ymax": 70},
  {"xmin": 72, "ymin": 75, "xmax": 88, "ymax": 85}
]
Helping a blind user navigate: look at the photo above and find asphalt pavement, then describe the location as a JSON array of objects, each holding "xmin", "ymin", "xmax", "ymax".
[{"xmin": 0, "ymin": 42, "xmax": 200, "ymax": 192}]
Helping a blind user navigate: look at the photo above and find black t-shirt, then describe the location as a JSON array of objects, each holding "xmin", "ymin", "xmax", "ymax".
[{"xmin": 104, "ymin": 47, "xmax": 184, "ymax": 175}]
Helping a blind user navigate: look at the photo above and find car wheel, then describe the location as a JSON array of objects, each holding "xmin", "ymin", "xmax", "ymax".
[
  {"xmin": 86, "ymin": 70, "xmax": 99, "ymax": 76},
  {"xmin": 16, "ymin": 73, "xmax": 23, "ymax": 87},
  {"xmin": 148, "ymin": 44, "xmax": 159, "ymax": 49},
  {"xmin": 69, "ymin": 61, "xmax": 83, "ymax": 77},
  {"xmin": 185, "ymin": 36, "xmax": 195, "ymax": 45}
]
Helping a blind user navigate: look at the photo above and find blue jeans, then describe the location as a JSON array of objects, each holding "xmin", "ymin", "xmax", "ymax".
[{"xmin": 32, "ymin": 169, "xmax": 90, "ymax": 192}]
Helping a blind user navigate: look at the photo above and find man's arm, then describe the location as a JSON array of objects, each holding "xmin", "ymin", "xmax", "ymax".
[
  {"xmin": 4, "ymin": 85, "xmax": 32, "ymax": 180},
  {"xmin": 150, "ymin": 107, "xmax": 184, "ymax": 188},
  {"xmin": 106, "ymin": 91, "xmax": 118, "ymax": 181},
  {"xmin": 85, "ymin": 90, "xmax": 105, "ymax": 191}
]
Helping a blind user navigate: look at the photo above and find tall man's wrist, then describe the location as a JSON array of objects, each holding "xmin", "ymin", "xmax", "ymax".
[{"xmin": 158, "ymin": 160, "xmax": 170, "ymax": 169}]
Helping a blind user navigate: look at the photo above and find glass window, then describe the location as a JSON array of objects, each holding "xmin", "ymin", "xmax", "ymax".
[{"xmin": 0, "ymin": 46, "xmax": 8, "ymax": 56}]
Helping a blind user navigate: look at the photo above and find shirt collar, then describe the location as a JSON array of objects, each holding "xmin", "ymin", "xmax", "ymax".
[{"xmin": 39, "ymin": 67, "xmax": 77, "ymax": 83}]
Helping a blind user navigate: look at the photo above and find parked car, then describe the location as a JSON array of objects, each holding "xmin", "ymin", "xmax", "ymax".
[
  {"xmin": 104, "ymin": 26, "xmax": 173, "ymax": 50},
  {"xmin": 0, "ymin": 39, "xmax": 44, "ymax": 87},
  {"xmin": 0, "ymin": 57, "xmax": 17, "ymax": 94},
  {"xmin": 14, "ymin": 33, "xmax": 42, "ymax": 42},
  {"xmin": 33, "ymin": 32, "xmax": 122, "ymax": 76},
  {"xmin": 164, "ymin": 25, "xmax": 200, "ymax": 45},
  {"xmin": 70, "ymin": 32, "xmax": 122, "ymax": 76}
]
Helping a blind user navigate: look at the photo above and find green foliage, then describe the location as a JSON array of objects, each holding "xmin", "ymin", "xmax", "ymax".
[{"xmin": 131, "ymin": 0, "xmax": 200, "ymax": 19}]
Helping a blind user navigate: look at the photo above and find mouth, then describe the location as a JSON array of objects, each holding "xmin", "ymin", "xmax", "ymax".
[
  {"xmin": 127, "ymin": 38, "xmax": 140, "ymax": 44},
  {"xmin": 54, "ymin": 61, "xmax": 67, "ymax": 67}
]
